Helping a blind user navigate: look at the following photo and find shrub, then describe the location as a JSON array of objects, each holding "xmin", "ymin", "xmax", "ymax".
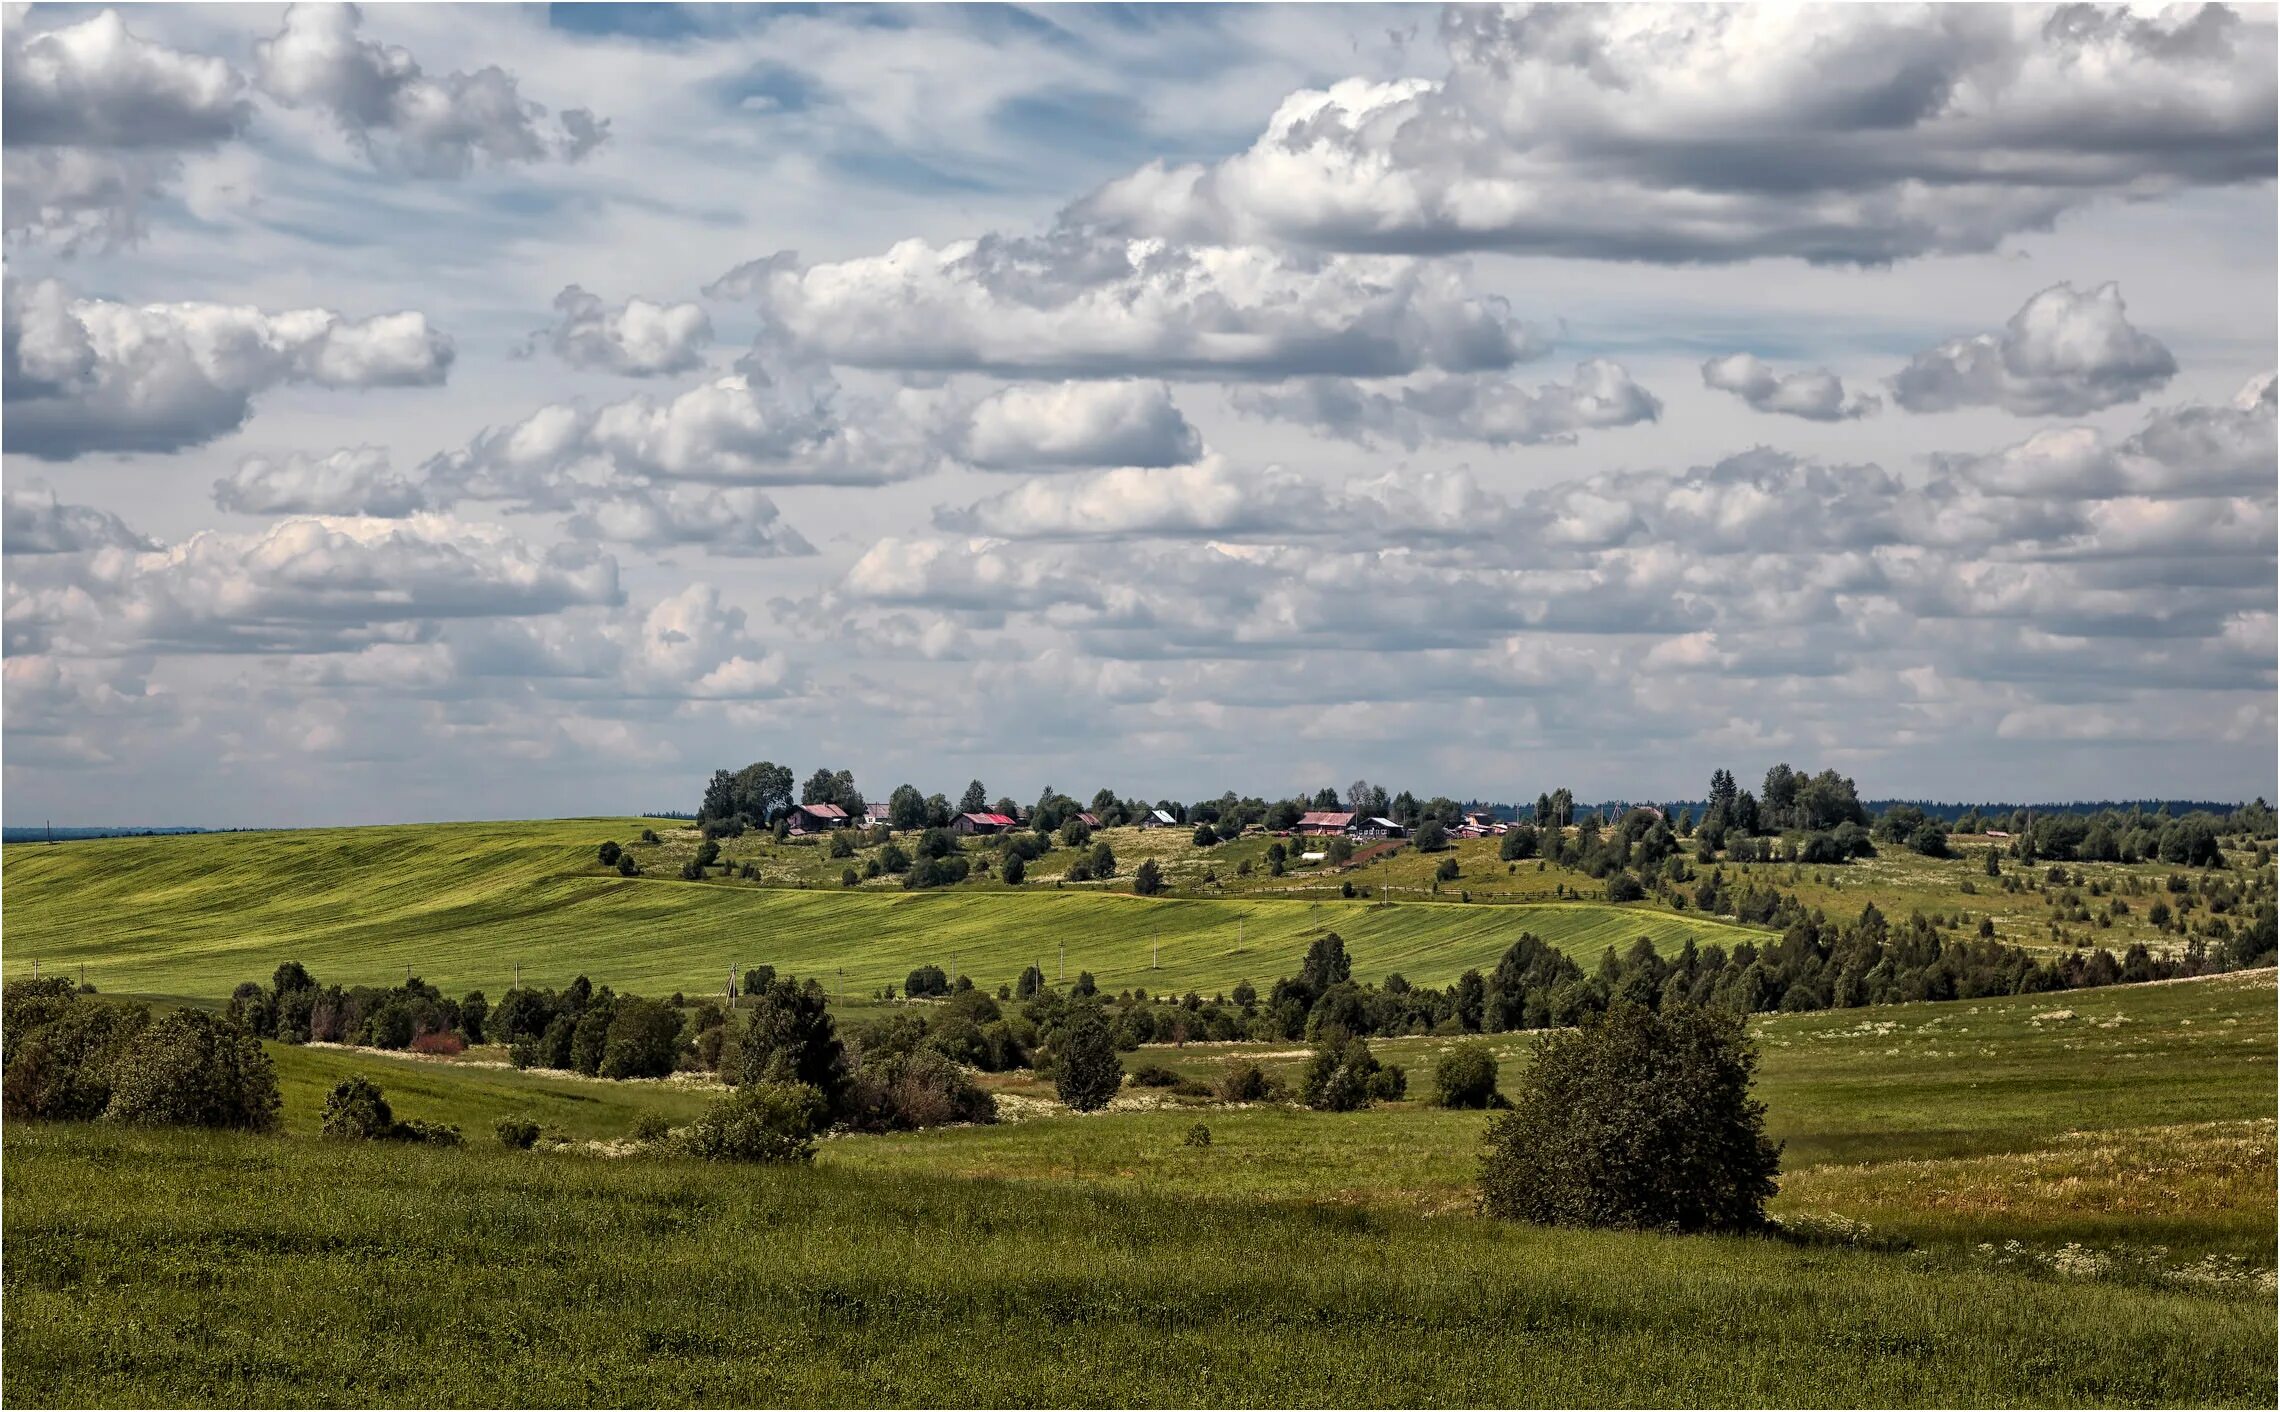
[
  {"xmin": 632, "ymin": 1112, "xmax": 672, "ymax": 1142},
  {"xmin": 3, "ymin": 993, "xmax": 149, "ymax": 1121},
  {"xmin": 458, "ymin": 991, "xmax": 488, "ymax": 1045},
  {"xmin": 1481, "ymin": 1001, "xmax": 1781, "ymax": 1234},
  {"xmin": 1435, "ymin": 856, "xmax": 1460, "ymax": 883},
  {"xmin": 674, "ymin": 1082, "xmax": 828, "ymax": 1163},
  {"xmin": 103, "ymin": 1010, "xmax": 280, "ymax": 1132},
  {"xmin": 597, "ymin": 840, "xmax": 621, "ymax": 866},
  {"xmin": 1002, "ymin": 854, "xmax": 1026, "ymax": 884},
  {"xmin": 1431, "ymin": 1042, "xmax": 1503, "ymax": 1109},
  {"xmin": 1053, "ymin": 1009, "xmax": 1122, "ymax": 1112},
  {"xmin": 1133, "ymin": 858, "xmax": 1166, "ymax": 895},
  {"xmin": 1302, "ymin": 1035, "xmax": 1399, "ymax": 1112},
  {"xmin": 494, "ymin": 1114, "xmax": 542, "ymax": 1149},
  {"xmin": 397, "ymin": 1119, "xmax": 462, "ymax": 1146},
  {"xmin": 617, "ymin": 853, "xmax": 641, "ymax": 877},
  {"xmin": 408, "ymin": 1031, "xmax": 465, "ymax": 1057},
  {"xmin": 1127, "ymin": 1063, "xmax": 1181, "ymax": 1088},
  {"xmin": 320, "ymin": 1075, "xmax": 395, "ymax": 1140},
  {"xmin": 599, "ymin": 998, "xmax": 685, "ymax": 1079},
  {"xmin": 1217, "ymin": 1060, "xmax": 1275, "ymax": 1103},
  {"xmin": 1182, "ymin": 1122, "xmax": 1212, "ymax": 1148},
  {"xmin": 905, "ymin": 964, "xmax": 951, "ymax": 999},
  {"xmin": 846, "ymin": 1048, "xmax": 998, "ymax": 1131},
  {"xmin": 738, "ymin": 978, "xmax": 848, "ymax": 1113}
]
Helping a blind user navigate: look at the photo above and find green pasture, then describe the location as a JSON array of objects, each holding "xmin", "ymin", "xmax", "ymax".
[{"xmin": 0, "ymin": 819, "xmax": 1768, "ymax": 1001}]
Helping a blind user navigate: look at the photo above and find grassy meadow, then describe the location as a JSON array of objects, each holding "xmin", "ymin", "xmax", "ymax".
[
  {"xmin": 0, "ymin": 818, "xmax": 1771, "ymax": 1001},
  {"xmin": 4, "ymin": 817, "xmax": 2274, "ymax": 1406}
]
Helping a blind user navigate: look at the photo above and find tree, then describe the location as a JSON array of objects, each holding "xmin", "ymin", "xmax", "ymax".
[
  {"xmin": 1193, "ymin": 823, "xmax": 1217, "ymax": 848},
  {"xmin": 1413, "ymin": 817, "xmax": 1449, "ymax": 852},
  {"xmin": 959, "ymin": 780, "xmax": 990, "ymax": 814},
  {"xmin": 1088, "ymin": 840, "xmax": 1117, "ymax": 879},
  {"xmin": 1435, "ymin": 855, "xmax": 1460, "ymax": 883},
  {"xmin": 1298, "ymin": 932, "xmax": 1351, "ymax": 997},
  {"xmin": 1133, "ymin": 858, "xmax": 1166, "ymax": 895},
  {"xmin": 1002, "ymin": 854, "xmax": 1026, "ymax": 885},
  {"xmin": 600, "ymin": 998, "xmax": 684, "ymax": 1079},
  {"xmin": 1054, "ymin": 1008, "xmax": 1122, "ymax": 1112},
  {"xmin": 729, "ymin": 761, "xmax": 795, "ymax": 826},
  {"xmin": 738, "ymin": 978, "xmax": 848, "ymax": 1113},
  {"xmin": 888, "ymin": 784, "xmax": 928, "ymax": 831},
  {"xmin": 102, "ymin": 1009, "xmax": 281, "ymax": 1132},
  {"xmin": 1499, "ymin": 824, "xmax": 1539, "ymax": 861},
  {"xmin": 1301, "ymin": 1035, "xmax": 1402, "ymax": 1111},
  {"xmin": 1481, "ymin": 1001, "xmax": 1780, "ymax": 1234},
  {"xmin": 1908, "ymin": 823, "xmax": 1950, "ymax": 858},
  {"xmin": 1431, "ymin": 1042, "xmax": 1501, "ymax": 1108},
  {"xmin": 597, "ymin": 840, "xmax": 621, "ymax": 866}
]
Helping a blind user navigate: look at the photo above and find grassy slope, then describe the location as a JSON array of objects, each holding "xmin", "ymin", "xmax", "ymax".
[
  {"xmin": 828, "ymin": 970, "xmax": 2279, "ymax": 1265},
  {"xmin": 0, "ymin": 819, "xmax": 1768, "ymax": 1000},
  {"xmin": 6, "ymin": 1121, "xmax": 2271, "ymax": 1408}
]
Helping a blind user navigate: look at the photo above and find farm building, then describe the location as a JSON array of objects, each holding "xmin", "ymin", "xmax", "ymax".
[
  {"xmin": 1075, "ymin": 812, "xmax": 1101, "ymax": 828},
  {"xmin": 865, "ymin": 802, "xmax": 892, "ymax": 826},
  {"xmin": 1295, "ymin": 810, "xmax": 1355, "ymax": 836},
  {"xmin": 1352, "ymin": 816, "xmax": 1407, "ymax": 840},
  {"xmin": 787, "ymin": 802, "xmax": 849, "ymax": 833},
  {"xmin": 1137, "ymin": 809, "xmax": 1179, "ymax": 829},
  {"xmin": 952, "ymin": 811, "xmax": 1018, "ymax": 836}
]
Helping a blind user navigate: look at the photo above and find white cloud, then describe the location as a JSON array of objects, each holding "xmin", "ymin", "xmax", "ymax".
[
  {"xmin": 3, "ymin": 484, "xmax": 153, "ymax": 555},
  {"xmin": 1935, "ymin": 371, "xmax": 2276, "ymax": 498},
  {"xmin": 958, "ymin": 380, "xmax": 1202, "ymax": 471},
  {"xmin": 4, "ymin": 276, "xmax": 454, "ymax": 460},
  {"xmin": 719, "ymin": 232, "xmax": 1541, "ymax": 379},
  {"xmin": 424, "ymin": 351, "xmax": 939, "ymax": 504},
  {"xmin": 537, "ymin": 285, "xmax": 711, "ymax": 378},
  {"xmin": 253, "ymin": 2, "xmax": 606, "ymax": 178},
  {"xmin": 2, "ymin": 8, "xmax": 249, "ymax": 249},
  {"xmin": 214, "ymin": 447, "xmax": 427, "ymax": 518},
  {"xmin": 1238, "ymin": 359, "xmax": 1661, "ymax": 448},
  {"xmin": 564, "ymin": 484, "xmax": 814, "ymax": 559},
  {"xmin": 1701, "ymin": 354, "xmax": 1878, "ymax": 421},
  {"xmin": 1890, "ymin": 282, "xmax": 2177, "ymax": 416},
  {"xmin": 1072, "ymin": 5, "xmax": 2277, "ymax": 265}
]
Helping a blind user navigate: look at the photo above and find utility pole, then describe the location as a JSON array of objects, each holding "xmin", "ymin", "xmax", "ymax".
[{"xmin": 1059, "ymin": 940, "xmax": 1065, "ymax": 981}]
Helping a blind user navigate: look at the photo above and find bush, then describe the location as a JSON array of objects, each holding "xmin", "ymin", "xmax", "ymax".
[
  {"xmin": 1053, "ymin": 1009, "xmax": 1122, "ymax": 1112},
  {"xmin": 905, "ymin": 965, "xmax": 951, "ymax": 999},
  {"xmin": 494, "ymin": 1114, "xmax": 542, "ymax": 1149},
  {"xmin": 674, "ymin": 1082, "xmax": 828, "ymax": 1163},
  {"xmin": 408, "ymin": 1031, "xmax": 465, "ymax": 1057},
  {"xmin": 397, "ymin": 1119, "xmax": 462, "ymax": 1146},
  {"xmin": 3, "ymin": 993, "xmax": 149, "ymax": 1121},
  {"xmin": 1182, "ymin": 1122, "xmax": 1212, "ymax": 1147},
  {"xmin": 103, "ymin": 1010, "xmax": 280, "ymax": 1132},
  {"xmin": 632, "ymin": 1112, "xmax": 672, "ymax": 1142},
  {"xmin": 1302, "ymin": 1035, "xmax": 1399, "ymax": 1112},
  {"xmin": 616, "ymin": 853, "xmax": 641, "ymax": 877},
  {"xmin": 1431, "ymin": 1042, "xmax": 1503, "ymax": 1109},
  {"xmin": 599, "ymin": 998, "xmax": 684, "ymax": 1080},
  {"xmin": 1002, "ymin": 854, "xmax": 1026, "ymax": 884},
  {"xmin": 1435, "ymin": 856, "xmax": 1460, "ymax": 883},
  {"xmin": 845, "ymin": 1048, "xmax": 998, "ymax": 1131},
  {"xmin": 597, "ymin": 840, "xmax": 621, "ymax": 866},
  {"xmin": 1133, "ymin": 858, "xmax": 1166, "ymax": 895},
  {"xmin": 320, "ymin": 1075, "xmax": 395, "ymax": 1140},
  {"xmin": 1216, "ymin": 1060, "xmax": 1275, "ymax": 1103},
  {"xmin": 1481, "ymin": 1001, "xmax": 1781, "ymax": 1234},
  {"xmin": 1127, "ymin": 1063, "xmax": 1181, "ymax": 1088}
]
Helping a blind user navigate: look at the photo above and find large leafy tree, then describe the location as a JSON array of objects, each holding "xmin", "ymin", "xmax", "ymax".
[
  {"xmin": 959, "ymin": 780, "xmax": 989, "ymax": 814},
  {"xmin": 1053, "ymin": 1007, "xmax": 1121, "ymax": 1112},
  {"xmin": 1481, "ymin": 1001, "xmax": 1781, "ymax": 1234},
  {"xmin": 738, "ymin": 978, "xmax": 848, "ymax": 1115}
]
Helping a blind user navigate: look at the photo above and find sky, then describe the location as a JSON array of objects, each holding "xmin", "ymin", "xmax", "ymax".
[{"xmin": 3, "ymin": 1, "xmax": 2276, "ymax": 828}]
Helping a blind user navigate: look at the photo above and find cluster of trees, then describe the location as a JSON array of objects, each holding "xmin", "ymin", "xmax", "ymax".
[
  {"xmin": 319, "ymin": 1075, "xmax": 461, "ymax": 1146},
  {"xmin": 227, "ymin": 964, "xmax": 487, "ymax": 1053},
  {"xmin": 4, "ymin": 979, "xmax": 280, "ymax": 1131},
  {"xmin": 1236, "ymin": 898, "xmax": 2275, "ymax": 1047},
  {"xmin": 492, "ymin": 978, "xmax": 689, "ymax": 1080}
]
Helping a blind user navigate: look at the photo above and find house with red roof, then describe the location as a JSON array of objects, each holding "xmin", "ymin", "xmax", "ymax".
[
  {"xmin": 952, "ymin": 811, "xmax": 1019, "ymax": 836},
  {"xmin": 787, "ymin": 802, "xmax": 849, "ymax": 833}
]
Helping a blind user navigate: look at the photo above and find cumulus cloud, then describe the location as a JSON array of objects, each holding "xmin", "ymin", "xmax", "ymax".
[
  {"xmin": 9, "ymin": 510, "xmax": 621, "ymax": 657},
  {"xmin": 716, "ymin": 233, "xmax": 1541, "ymax": 379},
  {"xmin": 1702, "ymin": 354, "xmax": 1879, "ymax": 421},
  {"xmin": 937, "ymin": 459, "xmax": 1320, "ymax": 540},
  {"xmin": 3, "ymin": 276, "xmax": 454, "ymax": 460},
  {"xmin": 1237, "ymin": 359, "xmax": 1661, "ymax": 448},
  {"xmin": 564, "ymin": 485, "xmax": 815, "ymax": 558},
  {"xmin": 1934, "ymin": 371, "xmax": 2277, "ymax": 498},
  {"xmin": 3, "ymin": 485, "xmax": 154, "ymax": 555},
  {"xmin": 214, "ymin": 447, "xmax": 428, "ymax": 518},
  {"xmin": 254, "ymin": 3, "xmax": 606, "ymax": 177},
  {"xmin": 1072, "ymin": 5, "xmax": 2276, "ymax": 265},
  {"xmin": 1890, "ymin": 282, "xmax": 2177, "ymax": 416},
  {"xmin": 423, "ymin": 349, "xmax": 939, "ymax": 506},
  {"xmin": 2, "ymin": 8, "xmax": 250, "ymax": 248},
  {"xmin": 957, "ymin": 381, "xmax": 1202, "ymax": 471},
  {"xmin": 537, "ymin": 286, "xmax": 711, "ymax": 378}
]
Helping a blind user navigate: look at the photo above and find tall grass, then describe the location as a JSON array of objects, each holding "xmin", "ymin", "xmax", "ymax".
[{"xmin": 7, "ymin": 1121, "xmax": 2272, "ymax": 1408}]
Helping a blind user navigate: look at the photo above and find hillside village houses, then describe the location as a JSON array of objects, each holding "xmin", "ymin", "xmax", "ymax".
[
  {"xmin": 787, "ymin": 802, "xmax": 850, "ymax": 834},
  {"xmin": 951, "ymin": 812, "xmax": 1019, "ymax": 836}
]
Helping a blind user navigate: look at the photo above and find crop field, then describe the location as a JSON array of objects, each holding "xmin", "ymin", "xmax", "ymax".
[{"xmin": 0, "ymin": 819, "xmax": 1771, "ymax": 1001}]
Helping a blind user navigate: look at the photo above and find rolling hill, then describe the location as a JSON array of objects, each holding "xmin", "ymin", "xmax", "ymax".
[{"xmin": 1, "ymin": 818, "xmax": 1773, "ymax": 1001}]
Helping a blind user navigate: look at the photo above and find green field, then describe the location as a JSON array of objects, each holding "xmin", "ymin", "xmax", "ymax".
[
  {"xmin": 0, "ymin": 819, "xmax": 1771, "ymax": 1001},
  {"xmin": 5, "ymin": 819, "xmax": 2274, "ymax": 1406}
]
